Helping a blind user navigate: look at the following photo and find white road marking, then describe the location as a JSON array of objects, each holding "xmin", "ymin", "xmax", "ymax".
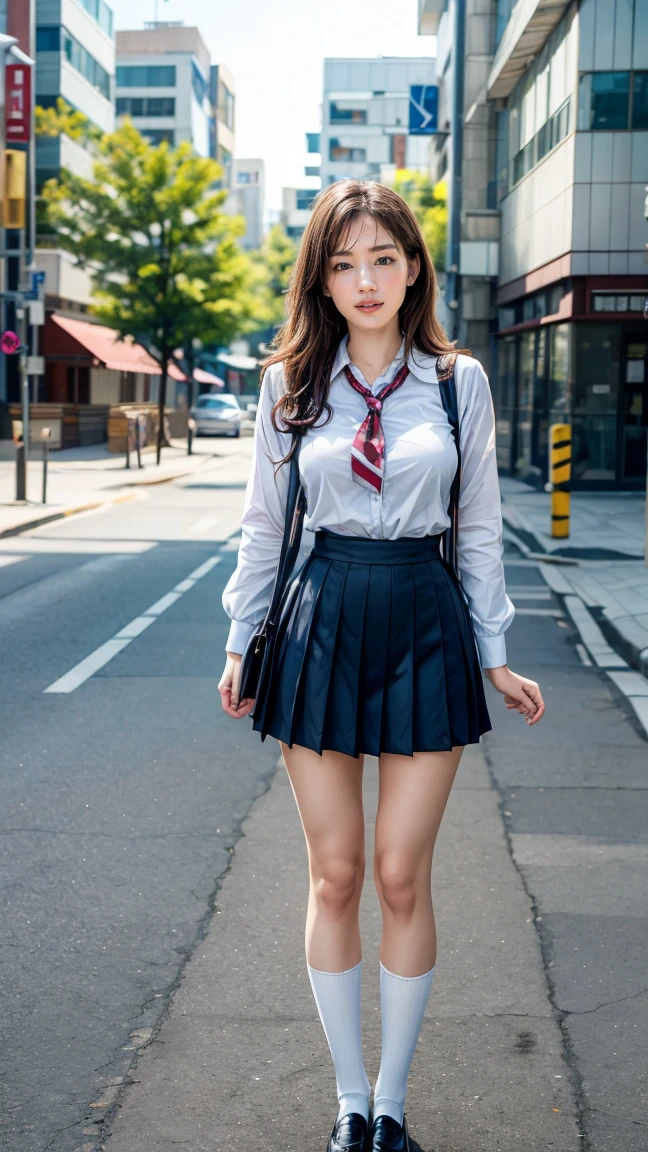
[
  {"xmin": 507, "ymin": 589, "xmax": 553, "ymax": 600},
  {"xmin": 188, "ymin": 517, "xmax": 220, "ymax": 533},
  {"xmin": 513, "ymin": 607, "xmax": 564, "ymax": 617},
  {"xmin": 144, "ymin": 591, "xmax": 182, "ymax": 616},
  {"xmin": 0, "ymin": 554, "xmax": 27, "ymax": 568},
  {"xmin": 44, "ymin": 639, "xmax": 131, "ymax": 694},
  {"xmin": 44, "ymin": 555, "xmax": 221, "ymax": 694}
]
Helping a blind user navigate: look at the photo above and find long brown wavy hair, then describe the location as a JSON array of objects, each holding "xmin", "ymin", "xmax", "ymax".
[{"xmin": 263, "ymin": 179, "xmax": 463, "ymax": 468}]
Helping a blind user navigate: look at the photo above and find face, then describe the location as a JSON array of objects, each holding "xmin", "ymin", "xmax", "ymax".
[{"xmin": 323, "ymin": 213, "xmax": 420, "ymax": 333}]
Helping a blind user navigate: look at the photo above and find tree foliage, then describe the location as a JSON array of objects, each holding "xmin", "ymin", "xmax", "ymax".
[
  {"xmin": 384, "ymin": 170, "xmax": 448, "ymax": 272},
  {"xmin": 240, "ymin": 224, "xmax": 298, "ymax": 332},
  {"xmin": 35, "ymin": 96, "xmax": 100, "ymax": 144},
  {"xmin": 40, "ymin": 120, "xmax": 252, "ymax": 459}
]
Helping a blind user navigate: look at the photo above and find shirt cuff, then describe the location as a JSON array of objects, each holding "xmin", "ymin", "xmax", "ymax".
[
  {"xmin": 225, "ymin": 618, "xmax": 258, "ymax": 656},
  {"xmin": 476, "ymin": 633, "xmax": 508, "ymax": 669}
]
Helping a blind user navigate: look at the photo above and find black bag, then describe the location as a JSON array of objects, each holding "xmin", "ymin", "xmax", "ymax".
[
  {"xmin": 238, "ymin": 436, "xmax": 307, "ymax": 715},
  {"xmin": 436, "ymin": 353, "xmax": 461, "ymax": 576}
]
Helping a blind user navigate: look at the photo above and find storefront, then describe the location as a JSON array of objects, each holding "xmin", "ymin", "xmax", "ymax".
[{"xmin": 493, "ymin": 277, "xmax": 648, "ymax": 490}]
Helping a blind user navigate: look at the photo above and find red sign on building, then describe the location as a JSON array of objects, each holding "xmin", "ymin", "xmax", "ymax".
[{"xmin": 5, "ymin": 62, "xmax": 32, "ymax": 143}]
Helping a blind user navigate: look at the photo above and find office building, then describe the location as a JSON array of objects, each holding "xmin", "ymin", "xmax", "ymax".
[
  {"xmin": 210, "ymin": 62, "xmax": 235, "ymax": 190},
  {"xmin": 319, "ymin": 57, "xmax": 437, "ymax": 188},
  {"xmin": 420, "ymin": 0, "xmax": 648, "ymax": 491},
  {"xmin": 226, "ymin": 158, "xmax": 265, "ymax": 249},
  {"xmin": 116, "ymin": 24, "xmax": 213, "ymax": 158},
  {"xmin": 281, "ymin": 187, "xmax": 318, "ymax": 241}
]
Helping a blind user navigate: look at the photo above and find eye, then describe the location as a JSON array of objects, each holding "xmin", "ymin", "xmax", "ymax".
[
  {"xmin": 333, "ymin": 261, "xmax": 352, "ymax": 271},
  {"xmin": 376, "ymin": 256, "xmax": 394, "ymax": 265}
]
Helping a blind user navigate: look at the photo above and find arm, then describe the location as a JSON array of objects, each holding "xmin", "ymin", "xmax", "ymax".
[
  {"xmin": 455, "ymin": 358, "xmax": 544, "ymax": 725},
  {"xmin": 221, "ymin": 364, "xmax": 292, "ymax": 655},
  {"xmin": 455, "ymin": 356, "xmax": 514, "ymax": 670}
]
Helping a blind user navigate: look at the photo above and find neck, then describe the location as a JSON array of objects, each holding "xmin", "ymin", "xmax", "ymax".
[{"xmin": 346, "ymin": 318, "xmax": 403, "ymax": 386}]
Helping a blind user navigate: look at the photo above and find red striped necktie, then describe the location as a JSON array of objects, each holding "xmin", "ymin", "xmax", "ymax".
[{"xmin": 343, "ymin": 361, "xmax": 410, "ymax": 493}]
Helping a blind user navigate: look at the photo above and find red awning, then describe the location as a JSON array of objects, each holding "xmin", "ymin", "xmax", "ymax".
[{"xmin": 50, "ymin": 315, "xmax": 188, "ymax": 380}]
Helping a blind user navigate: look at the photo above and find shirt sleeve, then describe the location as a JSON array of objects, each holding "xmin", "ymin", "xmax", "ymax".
[
  {"xmin": 455, "ymin": 356, "xmax": 515, "ymax": 669},
  {"xmin": 221, "ymin": 364, "xmax": 294, "ymax": 655}
]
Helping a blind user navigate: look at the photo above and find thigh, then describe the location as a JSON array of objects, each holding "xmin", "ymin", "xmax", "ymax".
[
  {"xmin": 280, "ymin": 742, "xmax": 366, "ymax": 867},
  {"xmin": 374, "ymin": 746, "xmax": 464, "ymax": 874}
]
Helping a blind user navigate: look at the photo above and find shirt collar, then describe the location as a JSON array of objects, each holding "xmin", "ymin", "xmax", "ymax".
[{"xmin": 330, "ymin": 331, "xmax": 439, "ymax": 385}]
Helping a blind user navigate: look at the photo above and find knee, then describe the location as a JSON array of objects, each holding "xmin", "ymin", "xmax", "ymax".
[
  {"xmin": 374, "ymin": 853, "xmax": 419, "ymax": 919},
  {"xmin": 311, "ymin": 854, "xmax": 365, "ymax": 919}
]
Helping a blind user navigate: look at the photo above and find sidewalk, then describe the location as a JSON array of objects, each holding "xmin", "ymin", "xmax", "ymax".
[
  {"xmin": 0, "ymin": 436, "xmax": 249, "ymax": 538},
  {"xmin": 100, "ymin": 747, "xmax": 580, "ymax": 1152},
  {"xmin": 500, "ymin": 477, "xmax": 648, "ymax": 677}
]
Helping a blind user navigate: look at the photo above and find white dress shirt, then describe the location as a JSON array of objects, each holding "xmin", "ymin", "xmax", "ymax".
[{"xmin": 222, "ymin": 333, "xmax": 514, "ymax": 668}]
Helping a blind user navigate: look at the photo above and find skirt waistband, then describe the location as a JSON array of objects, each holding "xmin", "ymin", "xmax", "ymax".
[{"xmin": 313, "ymin": 528, "xmax": 442, "ymax": 564}]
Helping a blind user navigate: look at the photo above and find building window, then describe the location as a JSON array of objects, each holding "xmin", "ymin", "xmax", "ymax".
[
  {"xmin": 238, "ymin": 171, "xmax": 258, "ymax": 184},
  {"xmin": 591, "ymin": 292, "xmax": 646, "ymax": 313},
  {"xmin": 76, "ymin": 0, "xmax": 113, "ymax": 37},
  {"xmin": 62, "ymin": 29, "xmax": 111, "ymax": 100},
  {"xmin": 330, "ymin": 102, "xmax": 367, "ymax": 124},
  {"xmin": 632, "ymin": 72, "xmax": 648, "ymax": 129},
  {"xmin": 511, "ymin": 96, "xmax": 570, "ymax": 186},
  {"xmin": 192, "ymin": 60, "xmax": 209, "ymax": 106},
  {"xmin": 218, "ymin": 81, "xmax": 234, "ymax": 130},
  {"xmin": 143, "ymin": 128, "xmax": 175, "ymax": 146},
  {"xmin": 329, "ymin": 139, "xmax": 366, "ymax": 162},
  {"xmin": 296, "ymin": 190, "xmax": 316, "ymax": 210},
  {"xmin": 116, "ymin": 65, "xmax": 176, "ymax": 87},
  {"xmin": 36, "ymin": 25, "xmax": 60, "ymax": 51},
  {"xmin": 116, "ymin": 96, "xmax": 175, "ymax": 117},
  {"xmin": 578, "ymin": 71, "xmax": 630, "ymax": 129}
]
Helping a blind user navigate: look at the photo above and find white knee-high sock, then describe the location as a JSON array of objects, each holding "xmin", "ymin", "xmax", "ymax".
[
  {"xmin": 373, "ymin": 961, "xmax": 435, "ymax": 1125},
  {"xmin": 307, "ymin": 960, "xmax": 371, "ymax": 1122}
]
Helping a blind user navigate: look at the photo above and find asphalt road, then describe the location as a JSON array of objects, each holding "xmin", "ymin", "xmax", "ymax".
[{"xmin": 1, "ymin": 442, "xmax": 646, "ymax": 1152}]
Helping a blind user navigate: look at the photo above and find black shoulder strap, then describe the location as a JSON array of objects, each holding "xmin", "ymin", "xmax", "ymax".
[
  {"xmin": 436, "ymin": 353, "xmax": 461, "ymax": 575},
  {"xmin": 266, "ymin": 437, "xmax": 307, "ymax": 627}
]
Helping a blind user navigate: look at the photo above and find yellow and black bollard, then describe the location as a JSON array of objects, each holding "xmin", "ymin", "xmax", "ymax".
[{"xmin": 550, "ymin": 423, "xmax": 571, "ymax": 538}]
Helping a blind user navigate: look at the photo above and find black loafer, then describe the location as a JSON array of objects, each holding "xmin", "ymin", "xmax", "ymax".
[
  {"xmin": 369, "ymin": 1113, "xmax": 411, "ymax": 1151},
  {"xmin": 327, "ymin": 1111, "xmax": 370, "ymax": 1152}
]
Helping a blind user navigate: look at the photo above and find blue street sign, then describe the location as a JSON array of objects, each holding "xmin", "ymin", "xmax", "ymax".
[
  {"xmin": 25, "ymin": 270, "xmax": 46, "ymax": 301},
  {"xmin": 409, "ymin": 85, "xmax": 439, "ymax": 134}
]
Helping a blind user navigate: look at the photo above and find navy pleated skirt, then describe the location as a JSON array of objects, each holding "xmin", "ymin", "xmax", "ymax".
[{"xmin": 251, "ymin": 528, "xmax": 492, "ymax": 758}]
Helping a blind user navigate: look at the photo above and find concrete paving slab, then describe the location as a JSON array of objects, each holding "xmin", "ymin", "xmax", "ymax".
[
  {"xmin": 510, "ymin": 835, "xmax": 648, "ymax": 918},
  {"xmin": 102, "ymin": 746, "xmax": 580, "ymax": 1152}
]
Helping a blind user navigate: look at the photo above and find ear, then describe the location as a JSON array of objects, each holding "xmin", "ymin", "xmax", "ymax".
[{"xmin": 406, "ymin": 253, "xmax": 421, "ymax": 286}]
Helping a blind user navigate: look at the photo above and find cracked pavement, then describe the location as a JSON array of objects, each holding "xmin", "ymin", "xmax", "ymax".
[{"xmin": 1, "ymin": 447, "xmax": 646, "ymax": 1151}]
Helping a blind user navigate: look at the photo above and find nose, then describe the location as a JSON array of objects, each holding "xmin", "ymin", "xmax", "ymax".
[{"xmin": 357, "ymin": 263, "xmax": 377, "ymax": 291}]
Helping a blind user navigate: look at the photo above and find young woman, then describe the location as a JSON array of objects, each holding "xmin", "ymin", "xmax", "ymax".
[{"xmin": 218, "ymin": 180, "xmax": 544, "ymax": 1152}]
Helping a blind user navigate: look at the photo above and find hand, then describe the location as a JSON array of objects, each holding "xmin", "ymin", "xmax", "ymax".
[
  {"xmin": 218, "ymin": 652, "xmax": 255, "ymax": 718},
  {"xmin": 485, "ymin": 664, "xmax": 545, "ymax": 726}
]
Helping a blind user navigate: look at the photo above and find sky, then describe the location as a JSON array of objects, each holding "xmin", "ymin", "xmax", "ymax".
[{"xmin": 109, "ymin": 0, "xmax": 436, "ymax": 214}]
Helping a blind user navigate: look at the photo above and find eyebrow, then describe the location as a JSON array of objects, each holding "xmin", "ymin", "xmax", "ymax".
[{"xmin": 330, "ymin": 243, "xmax": 398, "ymax": 258}]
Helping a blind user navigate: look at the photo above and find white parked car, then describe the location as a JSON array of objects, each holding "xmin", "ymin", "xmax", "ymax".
[{"xmin": 190, "ymin": 393, "xmax": 241, "ymax": 438}]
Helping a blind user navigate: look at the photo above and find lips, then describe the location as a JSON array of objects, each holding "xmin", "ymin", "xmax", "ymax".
[{"xmin": 355, "ymin": 302, "xmax": 383, "ymax": 311}]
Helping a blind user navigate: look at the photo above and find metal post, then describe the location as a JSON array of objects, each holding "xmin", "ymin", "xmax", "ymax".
[
  {"xmin": 125, "ymin": 416, "xmax": 131, "ymax": 468},
  {"xmin": 42, "ymin": 437, "xmax": 48, "ymax": 503},
  {"xmin": 17, "ymin": 311, "xmax": 28, "ymax": 496},
  {"xmin": 135, "ymin": 416, "xmax": 142, "ymax": 469},
  {"xmin": 446, "ymin": 0, "xmax": 466, "ymax": 341},
  {"xmin": 550, "ymin": 423, "xmax": 572, "ymax": 538},
  {"xmin": 15, "ymin": 441, "xmax": 25, "ymax": 499}
]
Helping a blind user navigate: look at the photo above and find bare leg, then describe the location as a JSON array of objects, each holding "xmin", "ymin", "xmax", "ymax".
[
  {"xmin": 371, "ymin": 745, "xmax": 464, "ymax": 1125},
  {"xmin": 280, "ymin": 741, "xmax": 366, "ymax": 971},
  {"xmin": 280, "ymin": 741, "xmax": 371, "ymax": 1122},
  {"xmin": 374, "ymin": 745, "xmax": 464, "ymax": 975}
]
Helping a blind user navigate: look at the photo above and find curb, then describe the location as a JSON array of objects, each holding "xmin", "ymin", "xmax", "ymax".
[
  {"xmin": 0, "ymin": 447, "xmax": 228, "ymax": 540},
  {"xmin": 0, "ymin": 491, "xmax": 141, "ymax": 540},
  {"xmin": 501, "ymin": 502, "xmax": 648, "ymax": 679}
]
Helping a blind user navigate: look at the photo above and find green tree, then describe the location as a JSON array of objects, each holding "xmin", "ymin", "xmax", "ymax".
[
  {"xmin": 41, "ymin": 120, "xmax": 250, "ymax": 461},
  {"xmin": 242, "ymin": 224, "xmax": 298, "ymax": 331},
  {"xmin": 384, "ymin": 170, "xmax": 448, "ymax": 271},
  {"xmin": 35, "ymin": 96, "xmax": 100, "ymax": 144}
]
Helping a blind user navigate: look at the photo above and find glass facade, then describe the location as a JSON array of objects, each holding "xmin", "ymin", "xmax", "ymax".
[
  {"xmin": 37, "ymin": 26, "xmax": 112, "ymax": 100},
  {"xmin": 77, "ymin": 0, "xmax": 113, "ymax": 37},
  {"xmin": 116, "ymin": 65, "xmax": 176, "ymax": 87},
  {"xmin": 116, "ymin": 96, "xmax": 175, "ymax": 117},
  {"xmin": 493, "ymin": 320, "xmax": 648, "ymax": 489}
]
